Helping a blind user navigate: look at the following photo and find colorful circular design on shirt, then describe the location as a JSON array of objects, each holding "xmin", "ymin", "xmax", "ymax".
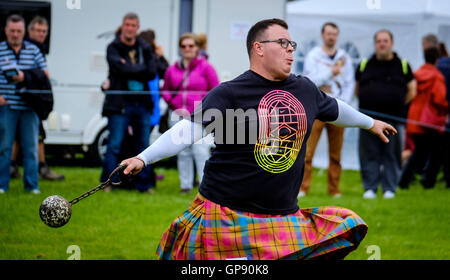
[{"xmin": 254, "ymin": 90, "xmax": 307, "ymax": 173}]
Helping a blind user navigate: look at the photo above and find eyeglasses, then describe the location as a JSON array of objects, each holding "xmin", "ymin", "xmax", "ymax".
[
  {"xmin": 259, "ymin": 38, "xmax": 297, "ymax": 51},
  {"xmin": 32, "ymin": 28, "xmax": 48, "ymax": 34},
  {"xmin": 181, "ymin": 44, "xmax": 195, "ymax": 49}
]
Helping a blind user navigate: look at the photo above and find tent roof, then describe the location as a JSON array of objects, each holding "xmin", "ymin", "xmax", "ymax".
[{"xmin": 287, "ymin": 0, "xmax": 450, "ymax": 18}]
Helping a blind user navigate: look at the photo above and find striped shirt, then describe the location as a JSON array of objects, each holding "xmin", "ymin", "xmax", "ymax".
[{"xmin": 0, "ymin": 40, "xmax": 47, "ymax": 110}]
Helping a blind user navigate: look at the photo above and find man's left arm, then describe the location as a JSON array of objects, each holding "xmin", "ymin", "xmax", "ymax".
[
  {"xmin": 404, "ymin": 62, "xmax": 416, "ymax": 104},
  {"xmin": 35, "ymin": 46, "xmax": 48, "ymax": 72},
  {"xmin": 329, "ymin": 99, "xmax": 397, "ymax": 143},
  {"xmin": 405, "ymin": 79, "xmax": 416, "ymax": 104}
]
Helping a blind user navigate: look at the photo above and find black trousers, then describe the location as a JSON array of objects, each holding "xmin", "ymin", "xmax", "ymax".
[
  {"xmin": 359, "ymin": 123, "xmax": 403, "ymax": 193},
  {"xmin": 440, "ymin": 131, "xmax": 450, "ymax": 187},
  {"xmin": 399, "ymin": 132, "xmax": 443, "ymax": 188}
]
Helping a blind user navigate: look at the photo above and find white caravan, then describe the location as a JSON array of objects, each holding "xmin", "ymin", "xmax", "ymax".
[{"xmin": 4, "ymin": 0, "xmax": 286, "ymax": 164}]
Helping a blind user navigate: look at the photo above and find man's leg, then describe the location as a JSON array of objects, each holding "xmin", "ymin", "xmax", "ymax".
[
  {"xmin": 101, "ymin": 114, "xmax": 128, "ymax": 184},
  {"xmin": 38, "ymin": 142, "xmax": 45, "ymax": 163},
  {"xmin": 444, "ymin": 131, "xmax": 450, "ymax": 188},
  {"xmin": 300, "ymin": 120, "xmax": 325, "ymax": 194},
  {"xmin": 326, "ymin": 124, "xmax": 344, "ymax": 196},
  {"xmin": 0, "ymin": 106, "xmax": 19, "ymax": 192},
  {"xmin": 380, "ymin": 124, "xmax": 403, "ymax": 193},
  {"xmin": 359, "ymin": 128, "xmax": 381, "ymax": 193},
  {"xmin": 10, "ymin": 141, "xmax": 21, "ymax": 178},
  {"xmin": 399, "ymin": 133, "xmax": 428, "ymax": 189},
  {"xmin": 132, "ymin": 105, "xmax": 153, "ymax": 192},
  {"xmin": 147, "ymin": 126, "xmax": 157, "ymax": 188},
  {"xmin": 420, "ymin": 132, "xmax": 442, "ymax": 189},
  {"xmin": 18, "ymin": 109, "xmax": 40, "ymax": 192},
  {"xmin": 38, "ymin": 121, "xmax": 65, "ymax": 181}
]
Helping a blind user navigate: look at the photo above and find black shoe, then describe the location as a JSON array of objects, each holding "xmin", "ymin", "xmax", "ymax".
[
  {"xmin": 39, "ymin": 165, "xmax": 65, "ymax": 181},
  {"xmin": 10, "ymin": 164, "xmax": 22, "ymax": 179},
  {"xmin": 180, "ymin": 188, "xmax": 192, "ymax": 194},
  {"xmin": 420, "ymin": 179, "xmax": 434, "ymax": 189}
]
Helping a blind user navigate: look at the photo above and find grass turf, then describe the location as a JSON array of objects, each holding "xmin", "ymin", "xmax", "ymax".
[{"xmin": 0, "ymin": 166, "xmax": 449, "ymax": 260}]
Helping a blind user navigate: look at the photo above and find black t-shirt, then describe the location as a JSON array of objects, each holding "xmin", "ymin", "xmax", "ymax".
[
  {"xmin": 191, "ymin": 70, "xmax": 338, "ymax": 215},
  {"xmin": 355, "ymin": 53, "xmax": 414, "ymax": 120}
]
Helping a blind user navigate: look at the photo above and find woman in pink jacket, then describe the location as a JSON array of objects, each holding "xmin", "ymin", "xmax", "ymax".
[{"xmin": 162, "ymin": 33, "xmax": 219, "ymax": 193}]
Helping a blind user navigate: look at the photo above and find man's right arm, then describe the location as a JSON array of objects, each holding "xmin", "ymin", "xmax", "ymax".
[
  {"xmin": 107, "ymin": 44, "xmax": 154, "ymax": 80},
  {"xmin": 329, "ymin": 98, "xmax": 397, "ymax": 143},
  {"xmin": 122, "ymin": 119, "xmax": 204, "ymax": 175}
]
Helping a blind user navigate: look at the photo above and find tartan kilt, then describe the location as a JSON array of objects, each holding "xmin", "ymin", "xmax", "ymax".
[{"xmin": 156, "ymin": 194, "xmax": 368, "ymax": 260}]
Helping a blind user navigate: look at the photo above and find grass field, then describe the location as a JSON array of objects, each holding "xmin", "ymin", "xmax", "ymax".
[{"xmin": 0, "ymin": 165, "xmax": 449, "ymax": 260}]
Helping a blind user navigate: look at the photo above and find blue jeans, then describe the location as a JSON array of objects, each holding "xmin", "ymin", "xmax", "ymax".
[
  {"xmin": 0, "ymin": 106, "xmax": 39, "ymax": 191},
  {"xmin": 101, "ymin": 103, "xmax": 153, "ymax": 192}
]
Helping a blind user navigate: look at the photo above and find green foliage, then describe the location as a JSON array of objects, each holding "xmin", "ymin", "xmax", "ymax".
[{"xmin": 0, "ymin": 167, "xmax": 449, "ymax": 260}]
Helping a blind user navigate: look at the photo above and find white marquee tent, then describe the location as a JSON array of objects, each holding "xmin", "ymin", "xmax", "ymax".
[{"xmin": 287, "ymin": 0, "xmax": 450, "ymax": 170}]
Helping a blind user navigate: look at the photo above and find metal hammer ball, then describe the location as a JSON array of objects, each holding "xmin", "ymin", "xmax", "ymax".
[{"xmin": 39, "ymin": 195, "xmax": 72, "ymax": 228}]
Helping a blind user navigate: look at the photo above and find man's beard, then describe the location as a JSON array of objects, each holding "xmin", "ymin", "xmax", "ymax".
[
  {"xmin": 123, "ymin": 34, "xmax": 135, "ymax": 42},
  {"xmin": 376, "ymin": 49, "xmax": 392, "ymax": 60},
  {"xmin": 325, "ymin": 41, "xmax": 336, "ymax": 49},
  {"xmin": 8, "ymin": 39, "xmax": 22, "ymax": 48}
]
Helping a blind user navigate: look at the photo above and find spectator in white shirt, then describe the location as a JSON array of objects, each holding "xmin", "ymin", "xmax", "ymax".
[{"xmin": 299, "ymin": 22, "xmax": 355, "ymax": 198}]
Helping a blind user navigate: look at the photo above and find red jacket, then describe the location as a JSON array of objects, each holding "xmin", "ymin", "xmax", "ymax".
[{"xmin": 407, "ymin": 63, "xmax": 448, "ymax": 134}]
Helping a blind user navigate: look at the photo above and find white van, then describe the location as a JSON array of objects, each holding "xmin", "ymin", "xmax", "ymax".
[{"xmin": 1, "ymin": 0, "xmax": 286, "ymax": 164}]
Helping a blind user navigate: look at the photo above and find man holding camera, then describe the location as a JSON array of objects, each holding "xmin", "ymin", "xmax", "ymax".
[
  {"xmin": 0, "ymin": 14, "xmax": 48, "ymax": 194},
  {"xmin": 8, "ymin": 16, "xmax": 64, "ymax": 181}
]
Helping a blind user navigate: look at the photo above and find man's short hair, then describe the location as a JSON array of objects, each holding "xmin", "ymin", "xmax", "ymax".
[
  {"xmin": 422, "ymin": 33, "xmax": 439, "ymax": 48},
  {"xmin": 246, "ymin": 18, "xmax": 288, "ymax": 58},
  {"xmin": 123, "ymin": 12, "xmax": 139, "ymax": 23},
  {"xmin": 374, "ymin": 29, "xmax": 394, "ymax": 42},
  {"xmin": 28, "ymin": 16, "xmax": 48, "ymax": 31},
  {"xmin": 6, "ymin": 14, "xmax": 25, "ymax": 26},
  {"xmin": 424, "ymin": 47, "xmax": 440, "ymax": 64},
  {"xmin": 321, "ymin": 22, "xmax": 339, "ymax": 34}
]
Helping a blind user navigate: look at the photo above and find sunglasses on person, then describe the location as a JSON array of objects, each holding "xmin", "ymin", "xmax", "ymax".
[
  {"xmin": 259, "ymin": 38, "xmax": 297, "ymax": 51},
  {"xmin": 180, "ymin": 44, "xmax": 196, "ymax": 49}
]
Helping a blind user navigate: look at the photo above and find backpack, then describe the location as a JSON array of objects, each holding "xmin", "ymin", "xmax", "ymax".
[{"xmin": 359, "ymin": 57, "xmax": 409, "ymax": 75}]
